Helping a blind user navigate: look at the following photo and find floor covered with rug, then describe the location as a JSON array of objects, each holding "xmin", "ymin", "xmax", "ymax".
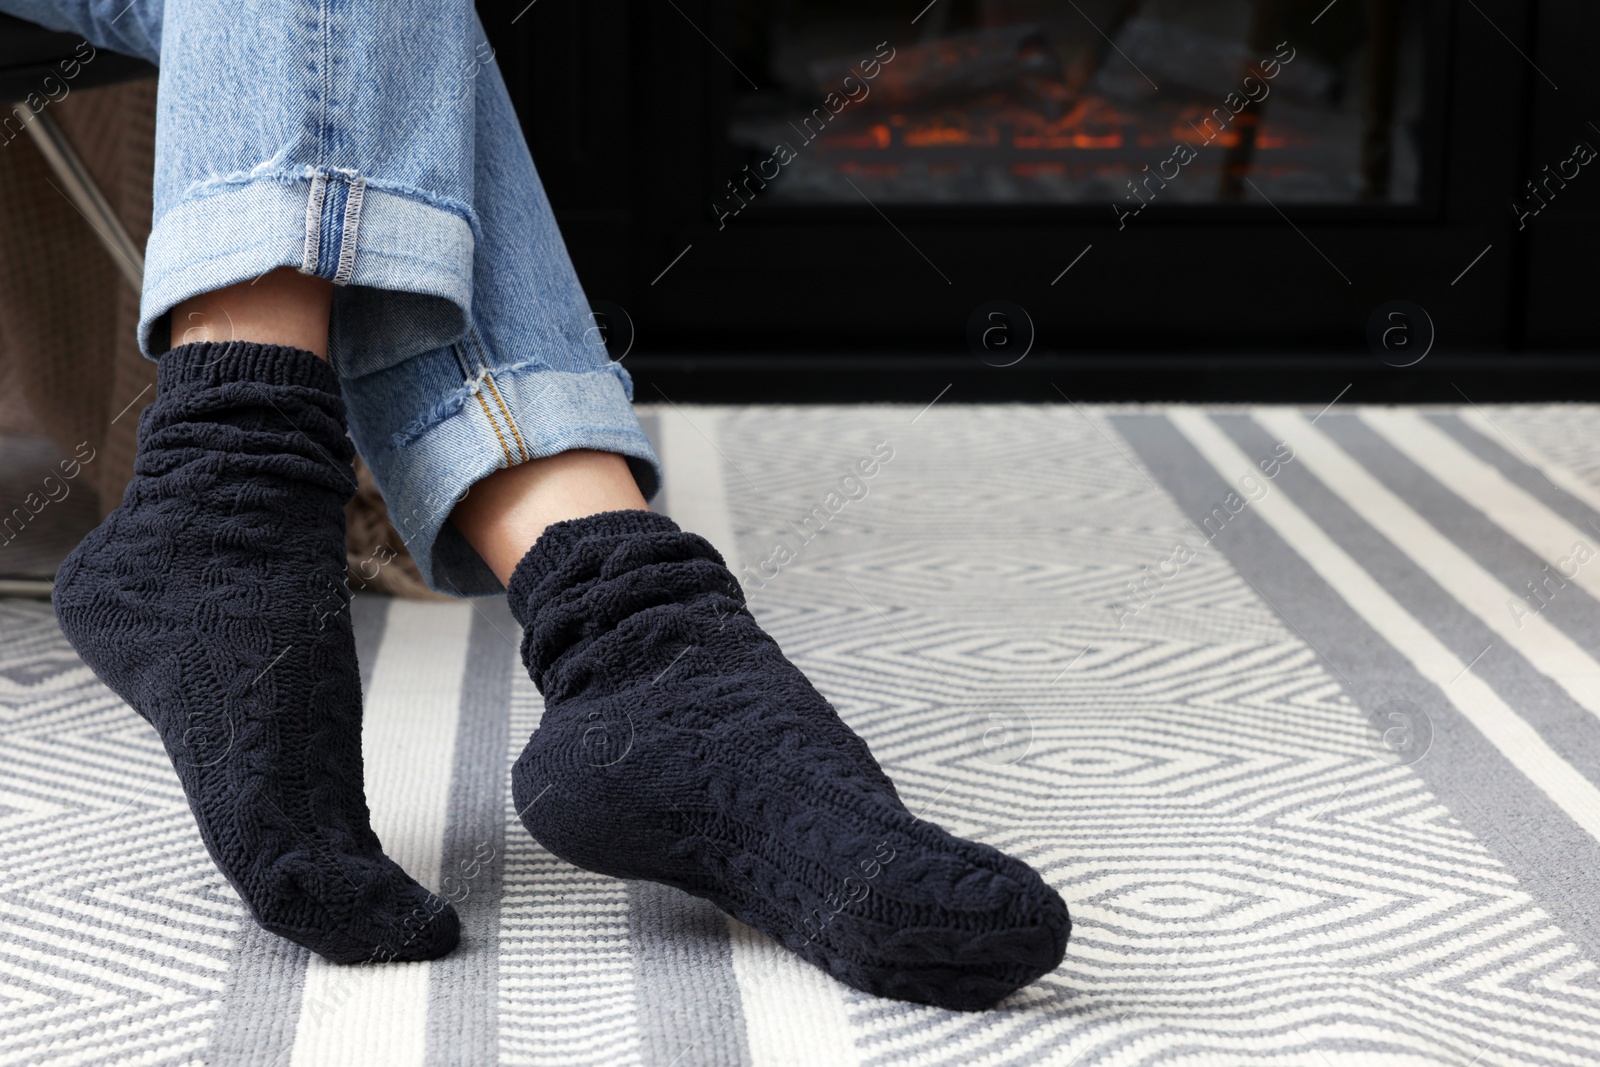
[{"xmin": 5, "ymin": 402, "xmax": 1600, "ymax": 1067}]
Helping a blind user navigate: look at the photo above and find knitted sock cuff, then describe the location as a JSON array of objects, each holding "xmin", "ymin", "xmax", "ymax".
[
  {"xmin": 158, "ymin": 341, "xmax": 341, "ymax": 396},
  {"xmin": 136, "ymin": 341, "xmax": 354, "ymax": 487},
  {"xmin": 507, "ymin": 509, "xmax": 696, "ymax": 599},
  {"xmin": 507, "ymin": 509, "xmax": 740, "ymax": 690}
]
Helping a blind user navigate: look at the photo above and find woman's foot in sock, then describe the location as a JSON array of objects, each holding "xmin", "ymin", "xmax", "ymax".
[
  {"xmin": 507, "ymin": 510, "xmax": 1069, "ymax": 1010},
  {"xmin": 53, "ymin": 341, "xmax": 458, "ymax": 964}
]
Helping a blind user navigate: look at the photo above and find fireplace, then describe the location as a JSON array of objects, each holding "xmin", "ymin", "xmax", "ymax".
[
  {"xmin": 486, "ymin": 0, "xmax": 1595, "ymax": 400},
  {"xmin": 722, "ymin": 1, "xmax": 1429, "ymax": 208}
]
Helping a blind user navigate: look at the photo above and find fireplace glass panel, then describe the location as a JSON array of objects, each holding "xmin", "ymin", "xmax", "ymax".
[{"xmin": 726, "ymin": 0, "xmax": 1429, "ymax": 205}]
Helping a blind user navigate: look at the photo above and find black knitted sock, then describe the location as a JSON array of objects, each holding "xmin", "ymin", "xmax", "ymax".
[
  {"xmin": 53, "ymin": 341, "xmax": 458, "ymax": 964},
  {"xmin": 507, "ymin": 510, "xmax": 1069, "ymax": 1010}
]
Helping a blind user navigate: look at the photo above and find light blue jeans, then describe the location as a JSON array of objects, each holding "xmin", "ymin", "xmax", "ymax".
[{"xmin": 4, "ymin": 0, "xmax": 663, "ymax": 596}]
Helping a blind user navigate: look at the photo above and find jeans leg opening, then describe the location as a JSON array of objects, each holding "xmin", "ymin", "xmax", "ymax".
[
  {"xmin": 341, "ymin": 328, "xmax": 662, "ymax": 599},
  {"xmin": 138, "ymin": 173, "xmax": 476, "ymax": 366}
]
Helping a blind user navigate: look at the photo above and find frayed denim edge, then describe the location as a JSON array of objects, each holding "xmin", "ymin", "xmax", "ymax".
[{"xmin": 178, "ymin": 164, "xmax": 482, "ymax": 243}]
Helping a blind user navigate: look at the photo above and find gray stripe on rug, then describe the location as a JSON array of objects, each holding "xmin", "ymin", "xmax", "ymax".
[
  {"xmin": 1316, "ymin": 412, "xmax": 1600, "ymax": 672},
  {"xmin": 203, "ymin": 593, "xmax": 391, "ymax": 1065},
  {"xmin": 1428, "ymin": 412, "xmax": 1600, "ymax": 538},
  {"xmin": 626, "ymin": 406, "xmax": 753, "ymax": 1066},
  {"xmin": 1229, "ymin": 412, "xmax": 1600, "ymax": 788},
  {"xmin": 1119, "ymin": 411, "xmax": 1600, "ymax": 962},
  {"xmin": 627, "ymin": 883, "xmax": 752, "ymax": 1067},
  {"xmin": 424, "ymin": 597, "xmax": 517, "ymax": 1066}
]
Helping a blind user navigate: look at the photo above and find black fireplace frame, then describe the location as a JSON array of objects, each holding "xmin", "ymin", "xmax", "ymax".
[{"xmin": 483, "ymin": 0, "xmax": 1598, "ymax": 401}]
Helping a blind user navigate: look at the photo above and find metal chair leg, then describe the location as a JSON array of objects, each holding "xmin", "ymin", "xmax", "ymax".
[{"xmin": 16, "ymin": 106, "xmax": 144, "ymax": 291}]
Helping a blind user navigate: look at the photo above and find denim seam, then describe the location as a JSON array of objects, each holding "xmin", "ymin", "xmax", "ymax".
[
  {"xmin": 317, "ymin": 0, "xmax": 331, "ymax": 153},
  {"xmin": 301, "ymin": 170, "xmax": 328, "ymax": 274},
  {"xmin": 387, "ymin": 361, "xmax": 630, "ymax": 453},
  {"xmin": 463, "ymin": 327, "xmax": 488, "ymax": 374},
  {"xmin": 333, "ymin": 178, "xmax": 367, "ymax": 285},
  {"xmin": 426, "ymin": 329, "xmax": 514, "ymax": 465},
  {"xmin": 464, "ymin": 328, "xmax": 530, "ymax": 462},
  {"xmin": 471, "ymin": 388, "xmax": 516, "ymax": 467},
  {"xmin": 454, "ymin": 331, "xmax": 484, "ymax": 377},
  {"xmin": 448, "ymin": 337, "xmax": 476, "ymax": 382},
  {"xmin": 482, "ymin": 374, "xmax": 530, "ymax": 463}
]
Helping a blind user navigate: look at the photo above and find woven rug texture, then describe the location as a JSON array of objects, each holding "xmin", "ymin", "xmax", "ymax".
[{"xmin": 4, "ymin": 403, "xmax": 1600, "ymax": 1067}]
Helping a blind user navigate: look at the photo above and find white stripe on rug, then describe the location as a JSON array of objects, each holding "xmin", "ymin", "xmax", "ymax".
[
  {"xmin": 288, "ymin": 601, "xmax": 473, "ymax": 1067},
  {"xmin": 1458, "ymin": 407, "xmax": 1600, "ymax": 515},
  {"xmin": 727, "ymin": 920, "xmax": 859, "ymax": 1067},
  {"xmin": 497, "ymin": 665, "xmax": 645, "ymax": 1067},
  {"xmin": 655, "ymin": 402, "xmax": 739, "ymax": 564},
  {"xmin": 1361, "ymin": 409, "xmax": 1600, "ymax": 601},
  {"xmin": 1169, "ymin": 409, "xmax": 1600, "ymax": 842},
  {"xmin": 1254, "ymin": 409, "xmax": 1600, "ymax": 723},
  {"xmin": 656, "ymin": 404, "xmax": 862, "ymax": 1067}
]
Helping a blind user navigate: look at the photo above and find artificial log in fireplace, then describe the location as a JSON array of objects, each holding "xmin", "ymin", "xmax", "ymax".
[
  {"xmin": 485, "ymin": 0, "xmax": 1595, "ymax": 399},
  {"xmin": 722, "ymin": 2, "xmax": 1422, "ymax": 208}
]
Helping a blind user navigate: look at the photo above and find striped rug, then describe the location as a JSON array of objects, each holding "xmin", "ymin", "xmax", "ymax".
[{"xmin": 5, "ymin": 402, "xmax": 1600, "ymax": 1066}]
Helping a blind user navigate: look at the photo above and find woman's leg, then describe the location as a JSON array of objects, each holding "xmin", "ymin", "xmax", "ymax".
[
  {"xmin": 449, "ymin": 450, "xmax": 646, "ymax": 584},
  {"xmin": 333, "ymin": 14, "xmax": 659, "ymax": 598},
  {"xmin": 2, "ymin": 0, "xmax": 480, "ymax": 362},
  {"xmin": 379, "ymin": 23, "xmax": 1070, "ymax": 1010},
  {"xmin": 16, "ymin": 0, "xmax": 491, "ymax": 962},
  {"xmin": 169, "ymin": 267, "xmax": 333, "ymax": 357}
]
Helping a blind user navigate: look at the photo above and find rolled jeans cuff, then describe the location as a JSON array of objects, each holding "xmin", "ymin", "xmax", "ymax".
[
  {"xmin": 342, "ymin": 347, "xmax": 663, "ymax": 598},
  {"xmin": 138, "ymin": 173, "xmax": 476, "ymax": 371}
]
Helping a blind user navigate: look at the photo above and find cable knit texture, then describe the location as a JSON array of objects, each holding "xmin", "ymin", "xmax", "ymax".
[
  {"xmin": 52, "ymin": 341, "xmax": 458, "ymax": 964},
  {"xmin": 508, "ymin": 510, "xmax": 1070, "ymax": 1010}
]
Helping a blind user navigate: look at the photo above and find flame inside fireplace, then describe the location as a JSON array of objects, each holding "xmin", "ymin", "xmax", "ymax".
[
  {"xmin": 745, "ymin": 87, "xmax": 1327, "ymax": 203},
  {"xmin": 731, "ymin": 17, "xmax": 1378, "ymax": 205}
]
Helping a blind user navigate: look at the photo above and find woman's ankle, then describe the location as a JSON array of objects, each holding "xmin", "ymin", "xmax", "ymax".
[
  {"xmin": 450, "ymin": 449, "xmax": 649, "ymax": 585},
  {"xmin": 168, "ymin": 267, "xmax": 333, "ymax": 360}
]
